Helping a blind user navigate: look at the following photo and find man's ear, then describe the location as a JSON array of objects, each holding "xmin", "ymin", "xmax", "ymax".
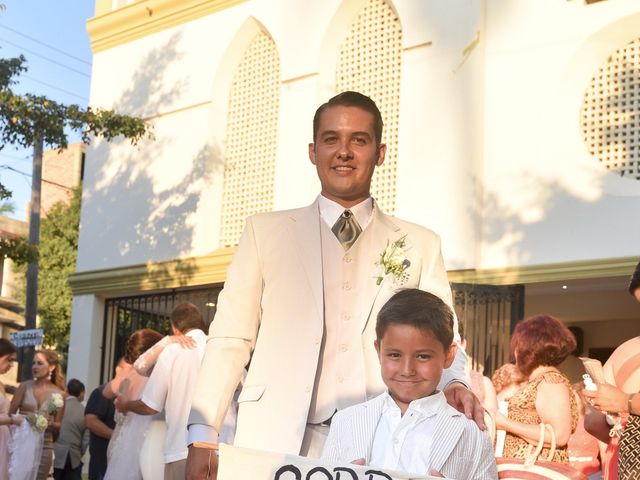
[
  {"xmin": 374, "ymin": 339, "xmax": 380, "ymax": 357},
  {"xmin": 308, "ymin": 143, "xmax": 316, "ymax": 165},
  {"xmin": 444, "ymin": 342, "xmax": 457, "ymax": 369},
  {"xmin": 375, "ymin": 143, "xmax": 387, "ymax": 167}
]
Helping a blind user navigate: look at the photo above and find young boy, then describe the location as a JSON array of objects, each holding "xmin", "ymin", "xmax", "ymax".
[{"xmin": 321, "ymin": 289, "xmax": 497, "ymax": 479}]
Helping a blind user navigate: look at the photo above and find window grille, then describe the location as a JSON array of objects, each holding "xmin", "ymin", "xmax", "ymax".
[
  {"xmin": 581, "ymin": 37, "xmax": 640, "ymax": 180},
  {"xmin": 336, "ymin": 0, "xmax": 402, "ymax": 213},
  {"xmin": 220, "ymin": 32, "xmax": 281, "ymax": 247}
]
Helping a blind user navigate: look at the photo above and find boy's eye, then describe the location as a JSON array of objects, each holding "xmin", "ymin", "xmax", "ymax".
[
  {"xmin": 416, "ymin": 354, "xmax": 431, "ymax": 360},
  {"xmin": 387, "ymin": 352, "xmax": 400, "ymax": 359}
]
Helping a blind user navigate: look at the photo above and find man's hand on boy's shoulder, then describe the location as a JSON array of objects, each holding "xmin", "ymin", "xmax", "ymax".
[{"xmin": 443, "ymin": 382, "xmax": 486, "ymax": 430}]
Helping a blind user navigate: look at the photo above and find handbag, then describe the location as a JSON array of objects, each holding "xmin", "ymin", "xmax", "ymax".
[
  {"xmin": 496, "ymin": 423, "xmax": 588, "ymax": 480},
  {"xmin": 618, "ymin": 413, "xmax": 640, "ymax": 480}
]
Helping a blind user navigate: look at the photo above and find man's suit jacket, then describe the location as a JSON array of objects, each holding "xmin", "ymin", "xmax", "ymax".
[
  {"xmin": 321, "ymin": 393, "xmax": 498, "ymax": 480},
  {"xmin": 53, "ymin": 396, "xmax": 89, "ymax": 469},
  {"xmin": 189, "ymin": 199, "xmax": 467, "ymax": 454}
]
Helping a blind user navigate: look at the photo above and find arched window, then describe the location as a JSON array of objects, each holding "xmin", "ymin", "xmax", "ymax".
[{"xmin": 220, "ymin": 32, "xmax": 281, "ymax": 247}]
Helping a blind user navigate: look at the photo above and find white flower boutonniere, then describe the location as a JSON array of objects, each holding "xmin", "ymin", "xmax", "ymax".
[{"xmin": 375, "ymin": 235, "xmax": 411, "ymax": 286}]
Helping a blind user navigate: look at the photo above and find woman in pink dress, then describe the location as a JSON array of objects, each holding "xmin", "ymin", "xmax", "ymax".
[{"xmin": 0, "ymin": 338, "xmax": 20, "ymax": 479}]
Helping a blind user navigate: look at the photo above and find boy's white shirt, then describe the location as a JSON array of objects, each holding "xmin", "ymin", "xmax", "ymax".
[
  {"xmin": 322, "ymin": 391, "xmax": 498, "ymax": 480},
  {"xmin": 370, "ymin": 391, "xmax": 442, "ymax": 474}
]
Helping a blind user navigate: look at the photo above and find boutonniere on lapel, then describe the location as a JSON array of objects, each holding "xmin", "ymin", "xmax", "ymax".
[{"xmin": 375, "ymin": 235, "xmax": 411, "ymax": 286}]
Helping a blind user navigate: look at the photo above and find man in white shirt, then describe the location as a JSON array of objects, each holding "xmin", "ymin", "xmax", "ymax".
[
  {"xmin": 186, "ymin": 91, "xmax": 484, "ymax": 479},
  {"xmin": 116, "ymin": 303, "xmax": 220, "ymax": 480}
]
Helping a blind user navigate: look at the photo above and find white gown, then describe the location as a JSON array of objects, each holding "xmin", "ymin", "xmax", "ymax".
[{"xmin": 104, "ymin": 409, "xmax": 154, "ymax": 480}]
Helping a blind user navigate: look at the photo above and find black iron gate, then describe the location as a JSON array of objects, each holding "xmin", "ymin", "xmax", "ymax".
[
  {"xmin": 451, "ymin": 283, "xmax": 524, "ymax": 377},
  {"xmin": 101, "ymin": 284, "xmax": 222, "ymax": 383}
]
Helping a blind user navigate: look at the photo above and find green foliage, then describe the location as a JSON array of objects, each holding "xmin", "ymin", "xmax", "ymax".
[
  {"xmin": 0, "ymin": 236, "xmax": 37, "ymax": 265},
  {"xmin": 0, "ymin": 56, "xmax": 152, "ymax": 151},
  {"xmin": 36, "ymin": 186, "xmax": 81, "ymax": 368}
]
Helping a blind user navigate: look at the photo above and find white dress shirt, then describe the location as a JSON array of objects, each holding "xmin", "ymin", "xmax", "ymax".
[
  {"xmin": 318, "ymin": 195, "xmax": 374, "ymax": 231},
  {"xmin": 370, "ymin": 390, "xmax": 448, "ymax": 475}
]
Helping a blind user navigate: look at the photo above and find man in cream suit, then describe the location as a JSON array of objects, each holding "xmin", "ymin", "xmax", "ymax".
[{"xmin": 186, "ymin": 91, "xmax": 482, "ymax": 479}]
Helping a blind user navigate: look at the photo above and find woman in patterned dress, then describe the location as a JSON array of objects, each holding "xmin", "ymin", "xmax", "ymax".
[{"xmin": 495, "ymin": 315, "xmax": 579, "ymax": 463}]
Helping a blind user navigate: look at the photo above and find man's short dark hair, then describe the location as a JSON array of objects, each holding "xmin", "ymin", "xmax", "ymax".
[
  {"xmin": 171, "ymin": 303, "xmax": 206, "ymax": 333},
  {"xmin": 629, "ymin": 260, "xmax": 640, "ymax": 296},
  {"xmin": 312, "ymin": 91, "xmax": 384, "ymax": 145},
  {"xmin": 376, "ymin": 289, "xmax": 454, "ymax": 350},
  {"xmin": 67, "ymin": 378, "xmax": 85, "ymax": 398}
]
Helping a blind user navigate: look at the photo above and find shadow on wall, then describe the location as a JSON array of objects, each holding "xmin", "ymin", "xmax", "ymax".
[
  {"xmin": 79, "ymin": 32, "xmax": 225, "ymax": 273},
  {"xmin": 477, "ymin": 169, "xmax": 640, "ymax": 268}
]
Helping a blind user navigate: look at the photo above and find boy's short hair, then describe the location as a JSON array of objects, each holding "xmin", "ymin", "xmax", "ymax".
[
  {"xmin": 170, "ymin": 302, "xmax": 206, "ymax": 333},
  {"xmin": 376, "ymin": 289, "xmax": 454, "ymax": 350}
]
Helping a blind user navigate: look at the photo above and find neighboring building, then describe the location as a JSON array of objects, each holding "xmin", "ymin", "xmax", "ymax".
[
  {"xmin": 69, "ymin": 0, "xmax": 640, "ymax": 388},
  {"xmin": 41, "ymin": 142, "xmax": 85, "ymax": 216},
  {"xmin": 0, "ymin": 215, "xmax": 27, "ymax": 387}
]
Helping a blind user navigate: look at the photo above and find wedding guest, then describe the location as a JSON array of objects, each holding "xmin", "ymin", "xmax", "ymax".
[
  {"xmin": 103, "ymin": 328, "xmax": 163, "ymax": 480},
  {"xmin": 495, "ymin": 315, "xmax": 579, "ymax": 463},
  {"xmin": 322, "ymin": 289, "xmax": 497, "ymax": 479},
  {"xmin": 491, "ymin": 363, "xmax": 526, "ymax": 405},
  {"xmin": 84, "ymin": 383, "xmax": 116, "ymax": 480},
  {"xmin": 583, "ymin": 260, "xmax": 640, "ymax": 480},
  {"xmin": 10, "ymin": 349, "xmax": 66, "ymax": 480},
  {"xmin": 53, "ymin": 379, "xmax": 88, "ymax": 480},
  {"xmin": 0, "ymin": 338, "xmax": 21, "ymax": 479},
  {"xmin": 116, "ymin": 304, "xmax": 233, "ymax": 480},
  {"xmin": 187, "ymin": 91, "xmax": 482, "ymax": 479},
  {"xmin": 568, "ymin": 383, "xmax": 601, "ymax": 479}
]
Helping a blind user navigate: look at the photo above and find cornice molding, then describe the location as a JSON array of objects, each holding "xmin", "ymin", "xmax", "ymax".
[
  {"xmin": 70, "ymin": 251, "xmax": 638, "ymax": 297},
  {"xmin": 89, "ymin": 0, "xmax": 247, "ymax": 53},
  {"xmin": 447, "ymin": 256, "xmax": 638, "ymax": 285},
  {"xmin": 68, "ymin": 247, "xmax": 235, "ymax": 296}
]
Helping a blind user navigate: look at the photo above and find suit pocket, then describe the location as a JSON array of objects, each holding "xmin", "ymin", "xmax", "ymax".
[{"xmin": 237, "ymin": 384, "xmax": 266, "ymax": 403}]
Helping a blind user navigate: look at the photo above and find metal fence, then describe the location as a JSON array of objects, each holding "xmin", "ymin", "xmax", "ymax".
[{"xmin": 101, "ymin": 285, "xmax": 222, "ymax": 383}]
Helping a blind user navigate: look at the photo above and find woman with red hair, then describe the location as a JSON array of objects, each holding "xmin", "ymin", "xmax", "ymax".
[{"xmin": 495, "ymin": 315, "xmax": 579, "ymax": 463}]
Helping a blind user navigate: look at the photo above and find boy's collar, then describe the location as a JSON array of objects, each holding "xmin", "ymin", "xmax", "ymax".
[{"xmin": 382, "ymin": 390, "xmax": 447, "ymax": 417}]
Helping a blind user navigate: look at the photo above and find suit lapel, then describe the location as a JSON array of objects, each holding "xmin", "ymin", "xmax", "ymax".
[
  {"xmin": 358, "ymin": 205, "xmax": 403, "ymax": 332},
  {"xmin": 289, "ymin": 200, "xmax": 324, "ymax": 322}
]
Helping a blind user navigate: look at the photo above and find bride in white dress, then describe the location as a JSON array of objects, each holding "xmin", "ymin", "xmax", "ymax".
[{"xmin": 103, "ymin": 329, "xmax": 164, "ymax": 480}]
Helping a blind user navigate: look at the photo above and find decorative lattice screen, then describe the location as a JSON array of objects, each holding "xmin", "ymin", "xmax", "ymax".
[
  {"xmin": 581, "ymin": 37, "xmax": 640, "ymax": 180},
  {"xmin": 335, "ymin": 0, "xmax": 402, "ymax": 214},
  {"xmin": 220, "ymin": 32, "xmax": 280, "ymax": 247}
]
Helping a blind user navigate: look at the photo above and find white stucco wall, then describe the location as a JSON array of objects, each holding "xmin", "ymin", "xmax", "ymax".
[
  {"xmin": 77, "ymin": 0, "xmax": 640, "ymax": 274},
  {"xmin": 78, "ymin": 0, "xmax": 484, "ymax": 272},
  {"xmin": 480, "ymin": 0, "xmax": 640, "ymax": 268}
]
